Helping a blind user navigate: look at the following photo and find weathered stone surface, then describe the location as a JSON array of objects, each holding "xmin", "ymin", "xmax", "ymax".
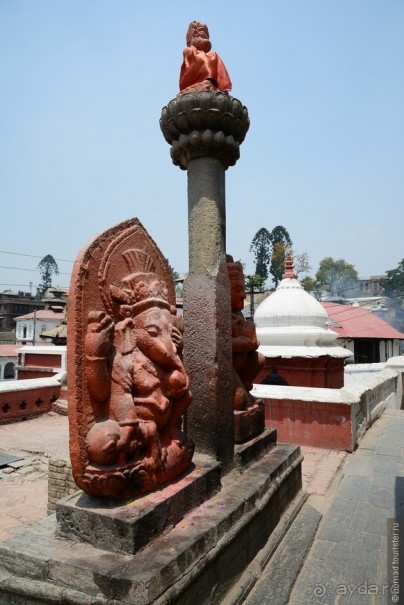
[
  {"xmin": 244, "ymin": 503, "xmax": 322, "ymax": 605},
  {"xmin": 187, "ymin": 158, "xmax": 226, "ymax": 275},
  {"xmin": 0, "ymin": 444, "xmax": 302, "ymax": 605},
  {"xmin": 234, "ymin": 401, "xmax": 265, "ymax": 445},
  {"xmin": 56, "ymin": 454, "xmax": 221, "ymax": 555},
  {"xmin": 287, "ymin": 410, "xmax": 404, "ymax": 605},
  {"xmin": 234, "ymin": 428, "xmax": 277, "ymax": 468},
  {"xmin": 184, "ymin": 267, "xmax": 234, "ymax": 473},
  {"xmin": 160, "ymin": 91, "xmax": 249, "ymax": 170}
]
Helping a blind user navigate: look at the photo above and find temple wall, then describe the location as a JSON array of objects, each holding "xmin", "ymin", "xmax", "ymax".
[
  {"xmin": 253, "ymin": 366, "xmax": 401, "ymax": 451},
  {"xmin": 0, "ymin": 372, "xmax": 64, "ymax": 423},
  {"xmin": 16, "ymin": 346, "xmax": 66, "ymax": 380}
]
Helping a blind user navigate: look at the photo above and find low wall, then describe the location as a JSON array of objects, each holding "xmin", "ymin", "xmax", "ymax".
[
  {"xmin": 16, "ymin": 345, "xmax": 66, "ymax": 380},
  {"xmin": 252, "ymin": 367, "xmax": 400, "ymax": 451},
  {"xmin": 386, "ymin": 356, "xmax": 404, "ymax": 409},
  {"xmin": 48, "ymin": 458, "xmax": 77, "ymax": 513},
  {"xmin": 344, "ymin": 362, "xmax": 386, "ymax": 385},
  {"xmin": 0, "ymin": 371, "xmax": 65, "ymax": 424}
]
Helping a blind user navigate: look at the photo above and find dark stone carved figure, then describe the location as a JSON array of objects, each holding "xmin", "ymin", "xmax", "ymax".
[
  {"xmin": 68, "ymin": 219, "xmax": 194, "ymax": 499},
  {"xmin": 226, "ymin": 255, "xmax": 266, "ymax": 410},
  {"xmin": 179, "ymin": 21, "xmax": 232, "ymax": 95}
]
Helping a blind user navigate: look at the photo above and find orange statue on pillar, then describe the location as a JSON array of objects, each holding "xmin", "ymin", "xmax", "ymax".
[{"xmin": 179, "ymin": 21, "xmax": 232, "ymax": 95}]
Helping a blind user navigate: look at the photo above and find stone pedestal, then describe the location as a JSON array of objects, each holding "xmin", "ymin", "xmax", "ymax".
[{"xmin": 0, "ymin": 437, "xmax": 304, "ymax": 605}]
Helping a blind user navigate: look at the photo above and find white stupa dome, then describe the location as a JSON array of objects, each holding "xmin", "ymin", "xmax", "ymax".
[{"xmin": 254, "ymin": 255, "xmax": 352, "ymax": 359}]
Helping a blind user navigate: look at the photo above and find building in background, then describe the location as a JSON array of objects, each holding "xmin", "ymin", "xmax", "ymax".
[
  {"xmin": 321, "ymin": 302, "xmax": 404, "ymax": 363},
  {"xmin": 0, "ymin": 290, "xmax": 45, "ymax": 334},
  {"xmin": 15, "ymin": 307, "xmax": 66, "ymax": 346}
]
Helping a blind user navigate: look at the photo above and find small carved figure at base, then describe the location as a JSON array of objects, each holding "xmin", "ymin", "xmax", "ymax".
[
  {"xmin": 179, "ymin": 21, "xmax": 232, "ymax": 95},
  {"xmin": 68, "ymin": 219, "xmax": 194, "ymax": 500},
  {"xmin": 234, "ymin": 401, "xmax": 265, "ymax": 445},
  {"xmin": 226, "ymin": 255, "xmax": 266, "ymax": 443}
]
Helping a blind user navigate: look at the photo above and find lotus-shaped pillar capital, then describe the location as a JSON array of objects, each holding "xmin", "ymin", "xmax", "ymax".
[{"xmin": 160, "ymin": 91, "xmax": 250, "ymax": 170}]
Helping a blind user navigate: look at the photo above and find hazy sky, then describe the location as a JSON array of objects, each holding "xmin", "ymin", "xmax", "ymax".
[{"xmin": 1, "ymin": 0, "xmax": 403, "ymax": 293}]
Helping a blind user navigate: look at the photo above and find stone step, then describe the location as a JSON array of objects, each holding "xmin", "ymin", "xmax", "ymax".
[
  {"xmin": 0, "ymin": 443, "xmax": 303, "ymax": 605},
  {"xmin": 242, "ymin": 502, "xmax": 322, "ymax": 605},
  {"xmin": 234, "ymin": 428, "xmax": 277, "ymax": 468}
]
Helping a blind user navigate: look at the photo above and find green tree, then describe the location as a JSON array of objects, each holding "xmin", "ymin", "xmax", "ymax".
[
  {"xmin": 250, "ymin": 225, "xmax": 292, "ymax": 284},
  {"xmin": 249, "ymin": 227, "xmax": 271, "ymax": 279},
  {"xmin": 380, "ymin": 259, "xmax": 404, "ymax": 303},
  {"xmin": 315, "ymin": 257, "xmax": 358, "ymax": 295},
  {"xmin": 244, "ymin": 273, "xmax": 266, "ymax": 292},
  {"xmin": 36, "ymin": 254, "xmax": 59, "ymax": 299},
  {"xmin": 380, "ymin": 260, "xmax": 404, "ymax": 331},
  {"xmin": 300, "ymin": 276, "xmax": 317, "ymax": 292},
  {"xmin": 166, "ymin": 259, "xmax": 179, "ymax": 280},
  {"xmin": 270, "ymin": 241, "xmax": 288, "ymax": 287},
  {"xmin": 268, "ymin": 226, "xmax": 292, "ymax": 287}
]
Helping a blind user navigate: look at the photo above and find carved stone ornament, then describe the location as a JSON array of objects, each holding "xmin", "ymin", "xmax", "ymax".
[
  {"xmin": 226, "ymin": 255, "xmax": 266, "ymax": 443},
  {"xmin": 67, "ymin": 219, "xmax": 194, "ymax": 499},
  {"xmin": 160, "ymin": 91, "xmax": 250, "ymax": 170}
]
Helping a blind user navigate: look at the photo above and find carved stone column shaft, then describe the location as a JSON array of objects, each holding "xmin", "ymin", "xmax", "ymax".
[
  {"xmin": 160, "ymin": 91, "xmax": 249, "ymax": 472},
  {"xmin": 187, "ymin": 157, "xmax": 225, "ymax": 274}
]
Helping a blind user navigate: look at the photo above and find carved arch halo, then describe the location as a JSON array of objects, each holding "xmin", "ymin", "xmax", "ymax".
[
  {"xmin": 98, "ymin": 220, "xmax": 176, "ymax": 316},
  {"xmin": 67, "ymin": 218, "xmax": 177, "ymax": 491}
]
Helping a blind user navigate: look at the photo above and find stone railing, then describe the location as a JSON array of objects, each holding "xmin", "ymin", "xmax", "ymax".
[
  {"xmin": 0, "ymin": 370, "xmax": 65, "ymax": 424},
  {"xmin": 347, "ymin": 368, "xmax": 398, "ymax": 442}
]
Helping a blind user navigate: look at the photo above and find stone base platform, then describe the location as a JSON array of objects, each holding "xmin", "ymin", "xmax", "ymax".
[
  {"xmin": 56, "ymin": 454, "xmax": 222, "ymax": 555},
  {"xmin": 0, "ymin": 441, "xmax": 303, "ymax": 605}
]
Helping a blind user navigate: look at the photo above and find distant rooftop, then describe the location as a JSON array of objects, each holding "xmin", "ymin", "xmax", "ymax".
[{"xmin": 321, "ymin": 302, "xmax": 404, "ymax": 339}]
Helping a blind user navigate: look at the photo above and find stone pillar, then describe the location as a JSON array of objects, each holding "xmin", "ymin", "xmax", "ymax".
[
  {"xmin": 160, "ymin": 91, "xmax": 249, "ymax": 472},
  {"xmin": 187, "ymin": 157, "xmax": 225, "ymax": 274}
]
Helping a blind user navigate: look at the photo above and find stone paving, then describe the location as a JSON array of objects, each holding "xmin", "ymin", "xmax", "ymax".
[
  {"xmin": 244, "ymin": 408, "xmax": 404, "ymax": 605},
  {"xmin": 0, "ymin": 412, "xmax": 69, "ymax": 541},
  {"xmin": 287, "ymin": 409, "xmax": 404, "ymax": 605},
  {"xmin": 0, "ymin": 411, "xmax": 344, "ymax": 545}
]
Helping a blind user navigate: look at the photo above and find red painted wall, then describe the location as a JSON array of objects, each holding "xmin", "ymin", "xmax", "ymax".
[
  {"xmin": 257, "ymin": 357, "xmax": 345, "ymax": 389},
  {"xmin": 264, "ymin": 398, "xmax": 353, "ymax": 451},
  {"xmin": 0, "ymin": 384, "xmax": 60, "ymax": 424},
  {"xmin": 18, "ymin": 370, "xmax": 56, "ymax": 380},
  {"xmin": 23, "ymin": 353, "xmax": 61, "ymax": 368}
]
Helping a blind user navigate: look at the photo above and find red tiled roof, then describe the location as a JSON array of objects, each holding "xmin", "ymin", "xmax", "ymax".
[
  {"xmin": 321, "ymin": 302, "xmax": 404, "ymax": 339},
  {"xmin": 15, "ymin": 309, "xmax": 66, "ymax": 321},
  {"xmin": 0, "ymin": 344, "xmax": 18, "ymax": 357}
]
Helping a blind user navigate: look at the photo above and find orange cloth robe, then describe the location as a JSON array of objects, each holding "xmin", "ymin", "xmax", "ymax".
[{"xmin": 179, "ymin": 47, "xmax": 232, "ymax": 92}]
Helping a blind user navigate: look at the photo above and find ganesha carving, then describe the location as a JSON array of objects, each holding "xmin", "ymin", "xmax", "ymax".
[{"xmin": 67, "ymin": 219, "xmax": 193, "ymax": 499}]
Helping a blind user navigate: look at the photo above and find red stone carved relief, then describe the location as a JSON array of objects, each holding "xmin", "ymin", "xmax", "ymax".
[
  {"xmin": 68, "ymin": 219, "xmax": 193, "ymax": 499},
  {"xmin": 226, "ymin": 255, "xmax": 266, "ymax": 443},
  {"xmin": 226, "ymin": 256, "xmax": 265, "ymax": 409},
  {"xmin": 179, "ymin": 21, "xmax": 232, "ymax": 95}
]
